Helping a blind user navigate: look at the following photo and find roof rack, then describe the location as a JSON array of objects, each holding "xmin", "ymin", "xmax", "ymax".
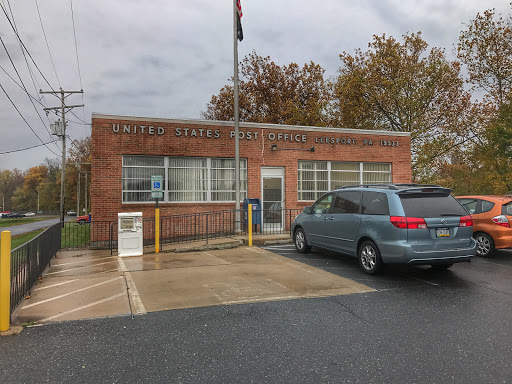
[{"xmin": 338, "ymin": 183, "xmax": 442, "ymax": 190}]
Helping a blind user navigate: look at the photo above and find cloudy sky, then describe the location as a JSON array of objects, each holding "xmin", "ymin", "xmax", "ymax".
[{"xmin": 0, "ymin": 0, "xmax": 510, "ymax": 171}]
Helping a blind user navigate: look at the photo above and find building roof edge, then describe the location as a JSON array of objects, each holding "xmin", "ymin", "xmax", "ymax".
[{"xmin": 91, "ymin": 113, "xmax": 411, "ymax": 137}]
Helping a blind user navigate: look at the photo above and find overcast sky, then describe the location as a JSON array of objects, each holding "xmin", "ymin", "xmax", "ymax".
[{"xmin": 1, "ymin": 0, "xmax": 510, "ymax": 171}]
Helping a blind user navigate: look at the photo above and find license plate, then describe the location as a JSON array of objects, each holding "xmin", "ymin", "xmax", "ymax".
[{"xmin": 436, "ymin": 228, "xmax": 450, "ymax": 237}]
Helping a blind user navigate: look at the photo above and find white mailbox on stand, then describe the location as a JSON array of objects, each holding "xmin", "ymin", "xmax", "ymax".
[{"xmin": 118, "ymin": 212, "xmax": 143, "ymax": 257}]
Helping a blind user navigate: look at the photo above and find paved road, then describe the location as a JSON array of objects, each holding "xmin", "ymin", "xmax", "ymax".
[
  {"xmin": 1, "ymin": 216, "xmax": 66, "ymax": 236},
  {"xmin": 1, "ymin": 245, "xmax": 511, "ymax": 383}
]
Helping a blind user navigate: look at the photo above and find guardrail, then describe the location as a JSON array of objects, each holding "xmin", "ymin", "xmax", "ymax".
[{"xmin": 10, "ymin": 223, "xmax": 61, "ymax": 313}]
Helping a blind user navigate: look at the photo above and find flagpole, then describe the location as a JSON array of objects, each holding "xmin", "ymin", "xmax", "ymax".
[{"xmin": 233, "ymin": 0, "xmax": 241, "ymax": 233}]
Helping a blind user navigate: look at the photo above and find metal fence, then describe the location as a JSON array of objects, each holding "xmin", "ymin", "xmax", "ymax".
[
  {"xmin": 60, "ymin": 207, "xmax": 301, "ymax": 252},
  {"xmin": 10, "ymin": 223, "xmax": 61, "ymax": 313}
]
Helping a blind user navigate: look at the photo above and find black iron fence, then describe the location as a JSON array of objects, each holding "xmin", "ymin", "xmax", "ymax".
[
  {"xmin": 60, "ymin": 207, "xmax": 302, "ymax": 252},
  {"xmin": 10, "ymin": 223, "xmax": 61, "ymax": 313},
  {"xmin": 160, "ymin": 209, "xmax": 238, "ymax": 245}
]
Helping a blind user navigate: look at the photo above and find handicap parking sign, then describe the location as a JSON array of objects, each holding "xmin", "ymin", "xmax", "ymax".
[{"xmin": 151, "ymin": 175, "xmax": 163, "ymax": 192}]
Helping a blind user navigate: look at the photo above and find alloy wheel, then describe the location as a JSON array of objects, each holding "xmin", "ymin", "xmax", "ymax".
[
  {"xmin": 476, "ymin": 235, "xmax": 491, "ymax": 256},
  {"xmin": 361, "ymin": 245, "xmax": 376, "ymax": 271},
  {"xmin": 295, "ymin": 230, "xmax": 305, "ymax": 250}
]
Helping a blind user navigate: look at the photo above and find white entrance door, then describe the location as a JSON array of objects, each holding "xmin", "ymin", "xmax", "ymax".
[{"xmin": 261, "ymin": 167, "xmax": 284, "ymax": 232}]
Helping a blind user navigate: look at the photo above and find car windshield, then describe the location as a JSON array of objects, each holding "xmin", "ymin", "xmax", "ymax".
[{"xmin": 399, "ymin": 194, "xmax": 468, "ymax": 218}]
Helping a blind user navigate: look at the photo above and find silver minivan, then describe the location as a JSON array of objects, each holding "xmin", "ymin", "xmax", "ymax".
[{"xmin": 291, "ymin": 184, "xmax": 477, "ymax": 274}]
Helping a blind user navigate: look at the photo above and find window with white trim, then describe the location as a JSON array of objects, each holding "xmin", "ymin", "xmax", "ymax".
[
  {"xmin": 298, "ymin": 161, "xmax": 391, "ymax": 201},
  {"xmin": 122, "ymin": 155, "xmax": 247, "ymax": 203},
  {"xmin": 122, "ymin": 156, "xmax": 165, "ymax": 202}
]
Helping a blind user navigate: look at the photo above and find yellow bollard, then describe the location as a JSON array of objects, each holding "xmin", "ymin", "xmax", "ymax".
[
  {"xmin": 248, "ymin": 204, "xmax": 252, "ymax": 247},
  {"xmin": 0, "ymin": 231, "xmax": 11, "ymax": 332},
  {"xmin": 155, "ymin": 208, "xmax": 160, "ymax": 253}
]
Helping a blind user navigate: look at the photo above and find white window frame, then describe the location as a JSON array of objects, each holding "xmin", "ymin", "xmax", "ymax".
[
  {"xmin": 298, "ymin": 161, "xmax": 392, "ymax": 202},
  {"xmin": 122, "ymin": 155, "xmax": 247, "ymax": 204}
]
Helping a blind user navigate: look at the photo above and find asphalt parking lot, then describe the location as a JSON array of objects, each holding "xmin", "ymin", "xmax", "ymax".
[
  {"xmin": 3, "ymin": 243, "xmax": 512, "ymax": 383},
  {"xmin": 261, "ymin": 243, "xmax": 512, "ymax": 294}
]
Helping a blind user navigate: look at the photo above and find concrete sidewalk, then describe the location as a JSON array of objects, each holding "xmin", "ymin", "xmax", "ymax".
[{"xmin": 12, "ymin": 236, "xmax": 373, "ymax": 326}]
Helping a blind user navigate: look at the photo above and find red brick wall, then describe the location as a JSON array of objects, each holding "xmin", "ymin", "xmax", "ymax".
[{"xmin": 91, "ymin": 116, "xmax": 411, "ymax": 222}]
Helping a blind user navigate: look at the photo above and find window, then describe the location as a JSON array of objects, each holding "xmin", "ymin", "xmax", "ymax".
[
  {"xmin": 298, "ymin": 161, "xmax": 328, "ymax": 201},
  {"xmin": 331, "ymin": 162, "xmax": 360, "ymax": 190},
  {"xmin": 168, "ymin": 158, "xmax": 207, "ymax": 202},
  {"xmin": 298, "ymin": 161, "xmax": 392, "ymax": 201},
  {"xmin": 400, "ymin": 195, "xmax": 467, "ymax": 218},
  {"xmin": 332, "ymin": 191, "xmax": 361, "ymax": 214},
  {"xmin": 122, "ymin": 155, "xmax": 247, "ymax": 203},
  {"xmin": 502, "ymin": 202, "xmax": 512, "ymax": 216},
  {"xmin": 311, "ymin": 193, "xmax": 333, "ymax": 214},
  {"xmin": 480, "ymin": 200, "xmax": 495, "ymax": 214},
  {"xmin": 458, "ymin": 198, "xmax": 478, "ymax": 214},
  {"xmin": 122, "ymin": 156, "xmax": 165, "ymax": 202},
  {"xmin": 210, "ymin": 158, "xmax": 247, "ymax": 201},
  {"xmin": 361, "ymin": 191, "xmax": 389, "ymax": 215}
]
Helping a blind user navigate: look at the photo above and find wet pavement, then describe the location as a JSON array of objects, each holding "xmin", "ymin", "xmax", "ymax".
[{"xmin": 13, "ymin": 240, "xmax": 372, "ymax": 325}]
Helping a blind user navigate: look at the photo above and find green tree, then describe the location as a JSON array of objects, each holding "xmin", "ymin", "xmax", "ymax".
[
  {"xmin": 330, "ymin": 32, "xmax": 471, "ymax": 178},
  {"xmin": 203, "ymin": 51, "xmax": 328, "ymax": 126}
]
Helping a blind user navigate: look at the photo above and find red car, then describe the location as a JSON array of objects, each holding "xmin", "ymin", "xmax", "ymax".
[{"xmin": 77, "ymin": 213, "xmax": 90, "ymax": 224}]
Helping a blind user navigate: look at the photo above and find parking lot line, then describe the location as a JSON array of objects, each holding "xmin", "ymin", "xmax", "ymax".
[
  {"xmin": 38, "ymin": 292, "xmax": 126, "ymax": 323},
  {"xmin": 34, "ymin": 279, "xmax": 77, "ymax": 291},
  {"xmin": 45, "ymin": 260, "xmax": 118, "ymax": 275},
  {"xmin": 21, "ymin": 276, "xmax": 123, "ymax": 309},
  {"xmin": 51, "ymin": 256, "xmax": 117, "ymax": 267}
]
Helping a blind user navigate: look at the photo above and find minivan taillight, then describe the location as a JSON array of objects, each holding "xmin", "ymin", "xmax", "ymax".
[
  {"xmin": 459, "ymin": 215, "xmax": 473, "ymax": 227},
  {"xmin": 390, "ymin": 216, "xmax": 427, "ymax": 229},
  {"xmin": 492, "ymin": 215, "xmax": 510, "ymax": 228}
]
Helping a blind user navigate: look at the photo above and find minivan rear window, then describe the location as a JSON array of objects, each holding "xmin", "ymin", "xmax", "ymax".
[{"xmin": 399, "ymin": 194, "xmax": 468, "ymax": 218}]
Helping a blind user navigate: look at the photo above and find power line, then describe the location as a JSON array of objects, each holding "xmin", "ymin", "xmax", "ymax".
[
  {"xmin": 0, "ymin": 2, "xmax": 56, "ymax": 92},
  {"xmin": 5, "ymin": 0, "xmax": 43, "ymax": 105},
  {"xmin": 0, "ymin": 35, "xmax": 61, "ymax": 153},
  {"xmin": 69, "ymin": 110, "xmax": 90, "ymax": 125},
  {"xmin": 0, "ymin": 140, "xmax": 59, "ymax": 155},
  {"xmin": 34, "ymin": 0, "xmax": 61, "ymax": 87},
  {"xmin": 0, "ymin": 81, "xmax": 60, "ymax": 157}
]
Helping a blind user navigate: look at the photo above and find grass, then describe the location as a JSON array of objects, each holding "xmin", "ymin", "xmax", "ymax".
[
  {"xmin": 9, "ymin": 229, "xmax": 45, "ymax": 249},
  {"xmin": 61, "ymin": 222, "xmax": 90, "ymax": 248},
  {"xmin": 0, "ymin": 216, "xmax": 58, "ymax": 227}
]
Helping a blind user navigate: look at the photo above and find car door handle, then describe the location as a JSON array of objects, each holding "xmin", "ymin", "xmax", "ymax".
[{"xmin": 323, "ymin": 216, "xmax": 334, "ymax": 221}]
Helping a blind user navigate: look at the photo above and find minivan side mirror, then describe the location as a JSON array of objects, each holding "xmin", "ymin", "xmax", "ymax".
[{"xmin": 303, "ymin": 206, "xmax": 312, "ymax": 214}]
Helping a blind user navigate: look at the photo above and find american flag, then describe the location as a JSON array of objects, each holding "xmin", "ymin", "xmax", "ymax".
[{"xmin": 237, "ymin": 0, "xmax": 243, "ymax": 42}]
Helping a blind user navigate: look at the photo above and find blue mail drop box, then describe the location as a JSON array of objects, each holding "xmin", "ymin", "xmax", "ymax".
[{"xmin": 243, "ymin": 198, "xmax": 261, "ymax": 228}]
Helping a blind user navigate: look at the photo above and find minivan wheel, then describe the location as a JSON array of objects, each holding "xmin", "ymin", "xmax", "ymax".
[
  {"xmin": 475, "ymin": 233, "xmax": 495, "ymax": 257},
  {"xmin": 358, "ymin": 240, "xmax": 383, "ymax": 275},
  {"xmin": 294, "ymin": 228, "xmax": 311, "ymax": 253}
]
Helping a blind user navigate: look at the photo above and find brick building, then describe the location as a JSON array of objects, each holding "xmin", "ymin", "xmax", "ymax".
[{"xmin": 91, "ymin": 114, "xmax": 411, "ymax": 224}]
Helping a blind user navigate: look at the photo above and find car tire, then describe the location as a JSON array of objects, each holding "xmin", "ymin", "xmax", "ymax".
[
  {"xmin": 430, "ymin": 263, "xmax": 453, "ymax": 270},
  {"xmin": 294, "ymin": 227, "xmax": 311, "ymax": 253},
  {"xmin": 78, "ymin": 219, "xmax": 85, "ymax": 225},
  {"xmin": 474, "ymin": 232, "xmax": 495, "ymax": 257},
  {"xmin": 358, "ymin": 240, "xmax": 383, "ymax": 275}
]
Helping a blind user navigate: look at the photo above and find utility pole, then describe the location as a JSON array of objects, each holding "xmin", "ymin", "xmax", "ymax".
[
  {"xmin": 75, "ymin": 162, "xmax": 91, "ymax": 215},
  {"xmin": 84, "ymin": 170, "xmax": 88, "ymax": 214},
  {"xmin": 76, "ymin": 164, "xmax": 81, "ymax": 217},
  {"xmin": 40, "ymin": 88, "xmax": 83, "ymax": 227}
]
